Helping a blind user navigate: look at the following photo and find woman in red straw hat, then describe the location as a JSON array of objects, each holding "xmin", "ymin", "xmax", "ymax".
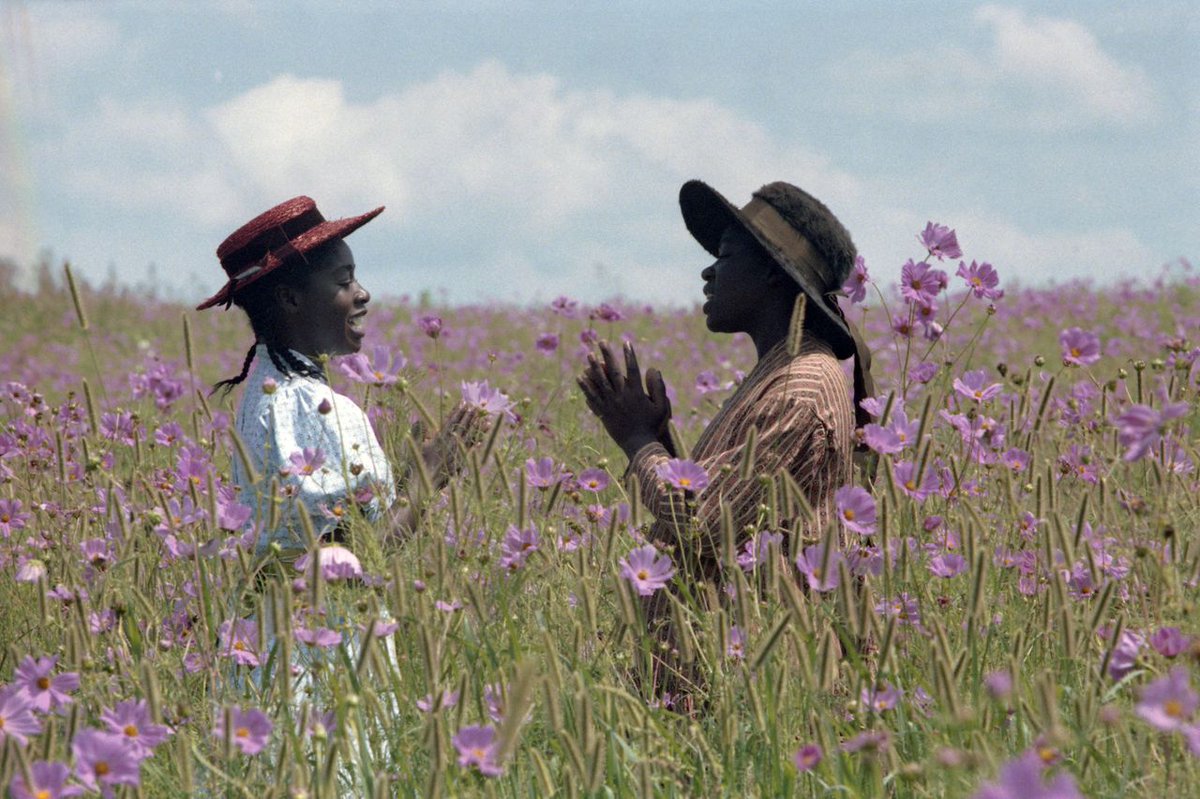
[{"xmin": 199, "ymin": 196, "xmax": 479, "ymax": 557}]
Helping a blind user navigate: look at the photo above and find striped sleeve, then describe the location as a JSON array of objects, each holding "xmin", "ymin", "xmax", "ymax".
[{"xmin": 628, "ymin": 343, "xmax": 853, "ymax": 563}]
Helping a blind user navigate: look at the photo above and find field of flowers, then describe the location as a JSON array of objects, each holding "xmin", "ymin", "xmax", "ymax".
[{"xmin": 0, "ymin": 230, "xmax": 1197, "ymax": 798}]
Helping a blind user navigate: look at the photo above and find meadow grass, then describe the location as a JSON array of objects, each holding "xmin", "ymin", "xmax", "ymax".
[{"xmin": 0, "ymin": 254, "xmax": 1197, "ymax": 797}]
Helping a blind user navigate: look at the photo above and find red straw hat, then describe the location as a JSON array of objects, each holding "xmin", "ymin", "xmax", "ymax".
[{"xmin": 197, "ymin": 196, "xmax": 384, "ymax": 310}]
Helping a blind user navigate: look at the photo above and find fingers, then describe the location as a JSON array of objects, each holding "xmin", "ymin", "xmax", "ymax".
[
  {"xmin": 584, "ymin": 352, "xmax": 613, "ymax": 394},
  {"xmin": 623, "ymin": 341, "xmax": 642, "ymax": 392},
  {"xmin": 598, "ymin": 341, "xmax": 625, "ymax": 391},
  {"xmin": 646, "ymin": 368, "xmax": 670, "ymax": 415}
]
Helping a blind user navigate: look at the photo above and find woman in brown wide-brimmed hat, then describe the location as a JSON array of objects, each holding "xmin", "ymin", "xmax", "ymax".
[
  {"xmin": 578, "ymin": 180, "xmax": 874, "ymax": 708},
  {"xmin": 200, "ymin": 196, "xmax": 480, "ymax": 556}
]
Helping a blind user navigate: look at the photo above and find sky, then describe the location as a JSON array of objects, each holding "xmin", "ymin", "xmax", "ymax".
[{"xmin": 0, "ymin": 0, "xmax": 1196, "ymax": 307}]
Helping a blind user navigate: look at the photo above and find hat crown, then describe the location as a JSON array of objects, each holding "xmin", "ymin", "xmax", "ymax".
[
  {"xmin": 750, "ymin": 182, "xmax": 856, "ymax": 292},
  {"xmin": 217, "ymin": 196, "xmax": 327, "ymax": 276}
]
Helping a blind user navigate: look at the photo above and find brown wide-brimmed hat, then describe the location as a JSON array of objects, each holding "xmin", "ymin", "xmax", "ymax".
[
  {"xmin": 197, "ymin": 196, "xmax": 384, "ymax": 311},
  {"xmin": 679, "ymin": 179, "xmax": 857, "ymax": 358}
]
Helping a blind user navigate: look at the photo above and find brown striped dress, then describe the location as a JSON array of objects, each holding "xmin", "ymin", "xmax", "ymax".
[
  {"xmin": 631, "ymin": 336, "xmax": 853, "ymax": 561},
  {"xmin": 626, "ymin": 335, "xmax": 854, "ymax": 696}
]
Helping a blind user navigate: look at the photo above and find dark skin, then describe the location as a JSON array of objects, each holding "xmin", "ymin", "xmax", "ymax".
[{"xmin": 578, "ymin": 226, "xmax": 800, "ymax": 459}]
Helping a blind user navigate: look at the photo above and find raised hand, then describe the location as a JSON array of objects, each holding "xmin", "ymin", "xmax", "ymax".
[
  {"xmin": 422, "ymin": 402, "xmax": 488, "ymax": 489},
  {"xmin": 577, "ymin": 340, "xmax": 672, "ymax": 460}
]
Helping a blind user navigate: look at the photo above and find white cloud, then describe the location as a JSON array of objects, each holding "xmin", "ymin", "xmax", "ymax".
[
  {"xmin": 34, "ymin": 59, "xmax": 1166, "ymax": 306},
  {"xmin": 975, "ymin": 5, "xmax": 1157, "ymax": 123},
  {"xmin": 205, "ymin": 62, "xmax": 865, "ymax": 234},
  {"xmin": 834, "ymin": 4, "xmax": 1158, "ymax": 130}
]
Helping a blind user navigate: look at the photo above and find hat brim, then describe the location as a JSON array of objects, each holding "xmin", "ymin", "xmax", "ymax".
[
  {"xmin": 197, "ymin": 205, "xmax": 385, "ymax": 310},
  {"xmin": 678, "ymin": 180, "xmax": 854, "ymax": 358}
]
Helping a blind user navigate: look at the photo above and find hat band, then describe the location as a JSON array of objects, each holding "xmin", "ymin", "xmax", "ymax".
[{"xmin": 741, "ymin": 198, "xmax": 837, "ymax": 291}]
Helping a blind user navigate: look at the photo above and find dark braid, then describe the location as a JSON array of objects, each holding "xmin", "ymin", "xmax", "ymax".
[
  {"xmin": 267, "ymin": 346, "xmax": 326, "ymax": 382},
  {"xmin": 211, "ymin": 344, "xmax": 258, "ymax": 397}
]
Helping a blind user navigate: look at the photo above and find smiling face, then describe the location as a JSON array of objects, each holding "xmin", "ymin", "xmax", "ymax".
[
  {"xmin": 700, "ymin": 225, "xmax": 783, "ymax": 334},
  {"xmin": 278, "ymin": 239, "xmax": 370, "ymax": 358}
]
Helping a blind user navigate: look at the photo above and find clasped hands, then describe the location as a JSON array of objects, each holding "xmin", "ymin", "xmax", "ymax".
[{"xmin": 577, "ymin": 340, "xmax": 676, "ymax": 461}]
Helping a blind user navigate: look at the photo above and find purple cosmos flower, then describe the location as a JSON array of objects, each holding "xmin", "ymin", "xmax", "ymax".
[
  {"xmin": 13, "ymin": 655, "xmax": 80, "ymax": 712},
  {"xmin": 0, "ymin": 685, "xmax": 42, "ymax": 746},
  {"xmin": 500, "ymin": 524, "xmax": 540, "ymax": 571},
  {"xmin": 695, "ymin": 370, "xmax": 722, "ymax": 394},
  {"xmin": 835, "ymin": 485, "xmax": 876, "ymax": 535},
  {"xmin": 737, "ymin": 531, "xmax": 783, "ymax": 572},
  {"xmin": 900, "ymin": 260, "xmax": 946, "ymax": 306},
  {"xmin": 1000, "ymin": 448, "xmax": 1031, "ymax": 472},
  {"xmin": 1136, "ymin": 667, "xmax": 1198, "ymax": 731},
  {"xmin": 416, "ymin": 689, "xmax": 460, "ymax": 713},
  {"xmin": 619, "ymin": 545, "xmax": 676, "ymax": 596},
  {"xmin": 876, "ymin": 593, "xmax": 923, "ymax": 631},
  {"xmin": 1059, "ymin": 328, "xmax": 1101, "ymax": 366},
  {"xmin": 910, "ymin": 361, "xmax": 939, "ymax": 384},
  {"xmin": 1106, "ymin": 630, "xmax": 1144, "ymax": 680},
  {"xmin": 655, "ymin": 459, "xmax": 710, "ymax": 493},
  {"xmin": 295, "ymin": 545, "xmax": 363, "ymax": 582},
  {"xmin": 577, "ymin": 468, "xmax": 610, "ymax": 493},
  {"xmin": 841, "ymin": 730, "xmax": 890, "ymax": 753},
  {"xmin": 217, "ymin": 619, "xmax": 262, "ymax": 668},
  {"xmin": 417, "ymin": 314, "xmax": 443, "ymax": 339},
  {"xmin": 1150, "ymin": 627, "xmax": 1188, "ymax": 658},
  {"xmin": 461, "ymin": 380, "xmax": 516, "ymax": 421},
  {"xmin": 550, "ymin": 296, "xmax": 579, "ymax": 317},
  {"xmin": 972, "ymin": 749, "xmax": 1083, "ymax": 799},
  {"xmin": 861, "ymin": 682, "xmax": 904, "ymax": 712},
  {"xmin": 795, "ymin": 545, "xmax": 844, "ymax": 593},
  {"xmin": 919, "ymin": 222, "xmax": 963, "ymax": 261},
  {"xmin": 294, "ymin": 626, "xmax": 342, "ymax": 648},
  {"xmin": 593, "ymin": 302, "xmax": 624, "ymax": 322},
  {"xmin": 929, "ymin": 552, "xmax": 968, "ymax": 578},
  {"xmin": 453, "ymin": 725, "xmax": 503, "ymax": 777},
  {"xmin": 893, "ymin": 461, "xmax": 936, "ymax": 502},
  {"xmin": 72, "ymin": 729, "xmax": 143, "ymax": 793},
  {"xmin": 535, "ymin": 332, "xmax": 559, "ymax": 354},
  {"xmin": 524, "ymin": 457, "xmax": 564, "ymax": 489},
  {"xmin": 287, "ymin": 447, "xmax": 326, "ymax": 477},
  {"xmin": 985, "ymin": 670, "xmax": 1014, "ymax": 701},
  {"xmin": 844, "ymin": 256, "xmax": 870, "ymax": 303},
  {"xmin": 0, "ymin": 498, "xmax": 30, "ymax": 537},
  {"xmin": 214, "ymin": 706, "xmax": 273, "ymax": 755},
  {"xmin": 101, "ymin": 699, "xmax": 172, "ymax": 758},
  {"xmin": 1114, "ymin": 401, "xmax": 1189, "ymax": 462},
  {"xmin": 15, "ymin": 557, "xmax": 46, "ymax": 584},
  {"xmin": 956, "ymin": 260, "xmax": 1003, "ymax": 300},
  {"xmin": 792, "ymin": 743, "xmax": 823, "ymax": 772},
  {"xmin": 953, "ymin": 370, "xmax": 1004, "ymax": 403},
  {"xmin": 726, "ymin": 626, "xmax": 747, "ymax": 660},
  {"xmin": 8, "ymin": 760, "xmax": 81, "ymax": 799},
  {"xmin": 337, "ymin": 345, "xmax": 407, "ymax": 386}
]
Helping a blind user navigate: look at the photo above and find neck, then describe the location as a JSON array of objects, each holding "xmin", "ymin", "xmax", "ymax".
[{"xmin": 747, "ymin": 305, "xmax": 794, "ymax": 360}]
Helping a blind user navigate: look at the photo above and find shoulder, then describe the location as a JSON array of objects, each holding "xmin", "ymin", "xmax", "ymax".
[{"xmin": 759, "ymin": 342, "xmax": 852, "ymax": 428}]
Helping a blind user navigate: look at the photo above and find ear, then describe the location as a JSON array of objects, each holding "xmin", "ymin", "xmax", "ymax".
[{"xmin": 273, "ymin": 282, "xmax": 303, "ymax": 314}]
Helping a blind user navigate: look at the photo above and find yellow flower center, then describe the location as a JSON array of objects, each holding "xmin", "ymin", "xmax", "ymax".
[
  {"xmin": 1166, "ymin": 699, "xmax": 1184, "ymax": 718},
  {"xmin": 236, "ymin": 726, "xmax": 251, "ymax": 738},
  {"xmin": 95, "ymin": 762, "xmax": 110, "ymax": 776},
  {"xmin": 1070, "ymin": 347, "xmax": 1081, "ymax": 358},
  {"xmin": 637, "ymin": 569, "xmax": 649, "ymax": 580},
  {"xmin": 37, "ymin": 677, "xmax": 50, "ymax": 690},
  {"xmin": 843, "ymin": 509, "xmax": 855, "ymax": 521},
  {"xmin": 678, "ymin": 477, "xmax": 692, "ymax": 487},
  {"xmin": 36, "ymin": 790, "xmax": 51, "ymax": 799},
  {"xmin": 124, "ymin": 724, "xmax": 139, "ymax": 737}
]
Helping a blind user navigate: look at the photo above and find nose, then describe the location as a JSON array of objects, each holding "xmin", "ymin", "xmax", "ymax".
[
  {"xmin": 701, "ymin": 263, "xmax": 715, "ymax": 281},
  {"xmin": 356, "ymin": 282, "xmax": 370, "ymax": 305}
]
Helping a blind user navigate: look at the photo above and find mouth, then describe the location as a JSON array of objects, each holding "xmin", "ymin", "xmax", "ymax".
[{"xmin": 347, "ymin": 311, "xmax": 368, "ymax": 338}]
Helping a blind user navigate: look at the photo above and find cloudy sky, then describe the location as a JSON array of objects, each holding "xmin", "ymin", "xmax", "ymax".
[{"xmin": 0, "ymin": 1, "xmax": 1195, "ymax": 307}]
